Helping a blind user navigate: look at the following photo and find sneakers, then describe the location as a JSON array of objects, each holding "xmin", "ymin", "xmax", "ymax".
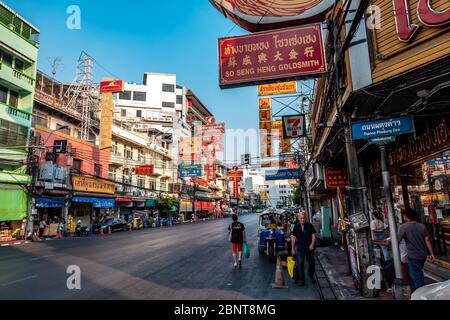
[{"xmin": 234, "ymin": 262, "xmax": 238, "ymax": 268}]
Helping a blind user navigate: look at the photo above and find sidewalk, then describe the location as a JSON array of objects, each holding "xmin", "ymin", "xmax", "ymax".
[{"xmin": 316, "ymin": 246, "xmax": 394, "ymax": 300}]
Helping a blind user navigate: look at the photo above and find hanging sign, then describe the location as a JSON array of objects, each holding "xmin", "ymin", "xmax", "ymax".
[
  {"xmin": 258, "ymin": 81, "xmax": 297, "ymax": 96},
  {"xmin": 282, "ymin": 114, "xmax": 307, "ymax": 138},
  {"xmin": 351, "ymin": 116, "xmax": 415, "ymax": 140}
]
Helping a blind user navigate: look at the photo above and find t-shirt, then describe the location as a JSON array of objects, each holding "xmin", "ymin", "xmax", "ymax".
[
  {"xmin": 398, "ymin": 221, "xmax": 430, "ymax": 260},
  {"xmin": 370, "ymin": 219, "xmax": 384, "ymax": 231},
  {"xmin": 228, "ymin": 222, "xmax": 245, "ymax": 244},
  {"xmin": 292, "ymin": 222, "xmax": 317, "ymax": 253}
]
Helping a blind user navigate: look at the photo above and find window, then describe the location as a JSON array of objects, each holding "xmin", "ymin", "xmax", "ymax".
[
  {"xmin": 133, "ymin": 91, "xmax": 146, "ymax": 101},
  {"xmin": 125, "ymin": 148, "xmax": 133, "ymax": 160},
  {"xmin": 136, "ymin": 110, "xmax": 142, "ymax": 118},
  {"xmin": 9, "ymin": 90, "xmax": 18, "ymax": 108},
  {"xmin": 73, "ymin": 159, "xmax": 82, "ymax": 174},
  {"xmin": 0, "ymin": 85, "xmax": 7, "ymax": 104},
  {"xmin": 94, "ymin": 164, "xmax": 102, "ymax": 177},
  {"xmin": 111, "ymin": 142, "xmax": 118, "ymax": 155},
  {"xmin": 119, "ymin": 91, "xmax": 132, "ymax": 100},
  {"xmin": 176, "ymin": 95, "xmax": 183, "ymax": 105},
  {"xmin": 138, "ymin": 178, "xmax": 145, "ymax": 188},
  {"xmin": 162, "ymin": 102, "xmax": 175, "ymax": 108},
  {"xmin": 150, "ymin": 178, "xmax": 156, "ymax": 191},
  {"xmin": 56, "ymin": 123, "xmax": 70, "ymax": 135},
  {"xmin": 162, "ymin": 84, "xmax": 175, "ymax": 93},
  {"xmin": 109, "ymin": 166, "xmax": 116, "ymax": 181},
  {"xmin": 14, "ymin": 59, "xmax": 24, "ymax": 72},
  {"xmin": 0, "ymin": 119, "xmax": 28, "ymax": 147},
  {"xmin": 0, "ymin": 50, "xmax": 13, "ymax": 66},
  {"xmin": 121, "ymin": 109, "xmax": 127, "ymax": 117}
]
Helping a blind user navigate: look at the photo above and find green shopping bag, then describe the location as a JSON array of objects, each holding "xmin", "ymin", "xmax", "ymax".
[{"xmin": 243, "ymin": 242, "xmax": 250, "ymax": 260}]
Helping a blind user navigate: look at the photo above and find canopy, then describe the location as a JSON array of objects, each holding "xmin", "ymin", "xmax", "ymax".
[
  {"xmin": 36, "ymin": 197, "xmax": 64, "ymax": 209},
  {"xmin": 0, "ymin": 184, "xmax": 28, "ymax": 221},
  {"xmin": 210, "ymin": 0, "xmax": 334, "ymax": 32},
  {"xmin": 72, "ymin": 197, "xmax": 115, "ymax": 209}
]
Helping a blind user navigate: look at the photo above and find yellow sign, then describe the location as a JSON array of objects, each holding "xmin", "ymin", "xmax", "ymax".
[
  {"xmin": 72, "ymin": 176, "xmax": 116, "ymax": 195},
  {"xmin": 258, "ymin": 81, "xmax": 297, "ymax": 96},
  {"xmin": 272, "ymin": 121, "xmax": 283, "ymax": 140},
  {"xmin": 260, "ymin": 122, "xmax": 272, "ymax": 131},
  {"xmin": 258, "ymin": 98, "xmax": 271, "ymax": 110},
  {"xmin": 260, "ymin": 191, "xmax": 268, "ymax": 201},
  {"xmin": 281, "ymin": 139, "xmax": 292, "ymax": 153},
  {"xmin": 99, "ymin": 91, "xmax": 114, "ymax": 151},
  {"xmin": 259, "ymin": 109, "xmax": 272, "ymax": 122}
]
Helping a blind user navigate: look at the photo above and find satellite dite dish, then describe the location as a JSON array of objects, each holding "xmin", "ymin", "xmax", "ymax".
[{"xmin": 210, "ymin": 0, "xmax": 334, "ymax": 32}]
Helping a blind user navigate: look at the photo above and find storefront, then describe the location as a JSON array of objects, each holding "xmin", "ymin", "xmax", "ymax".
[
  {"xmin": 116, "ymin": 197, "xmax": 133, "ymax": 221},
  {"xmin": 0, "ymin": 181, "xmax": 29, "ymax": 241},
  {"xmin": 70, "ymin": 196, "xmax": 115, "ymax": 225}
]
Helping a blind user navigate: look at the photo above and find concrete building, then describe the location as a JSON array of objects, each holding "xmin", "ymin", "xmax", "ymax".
[
  {"xmin": 0, "ymin": 2, "xmax": 40, "ymax": 237},
  {"xmin": 266, "ymin": 180, "xmax": 294, "ymax": 209}
]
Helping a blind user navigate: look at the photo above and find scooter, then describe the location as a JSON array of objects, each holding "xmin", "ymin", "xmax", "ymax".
[{"xmin": 75, "ymin": 224, "xmax": 90, "ymax": 237}]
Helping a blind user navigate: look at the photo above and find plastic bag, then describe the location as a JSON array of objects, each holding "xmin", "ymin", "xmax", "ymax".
[
  {"xmin": 243, "ymin": 242, "xmax": 250, "ymax": 260},
  {"xmin": 287, "ymin": 257, "xmax": 296, "ymax": 279}
]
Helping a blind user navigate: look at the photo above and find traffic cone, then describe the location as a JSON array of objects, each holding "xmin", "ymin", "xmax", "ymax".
[
  {"xmin": 108, "ymin": 226, "xmax": 112, "ymax": 235},
  {"xmin": 100, "ymin": 227, "xmax": 104, "ymax": 237},
  {"xmin": 272, "ymin": 255, "xmax": 288, "ymax": 289}
]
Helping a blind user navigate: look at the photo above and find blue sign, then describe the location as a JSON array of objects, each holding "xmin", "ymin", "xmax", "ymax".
[
  {"xmin": 71, "ymin": 197, "xmax": 115, "ymax": 209},
  {"xmin": 265, "ymin": 169, "xmax": 300, "ymax": 181},
  {"xmin": 351, "ymin": 116, "xmax": 415, "ymax": 140},
  {"xmin": 179, "ymin": 163, "xmax": 202, "ymax": 178},
  {"xmin": 36, "ymin": 197, "xmax": 65, "ymax": 209}
]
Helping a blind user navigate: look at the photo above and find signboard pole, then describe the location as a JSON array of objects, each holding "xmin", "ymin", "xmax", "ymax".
[{"xmin": 379, "ymin": 145, "xmax": 410, "ymax": 299}]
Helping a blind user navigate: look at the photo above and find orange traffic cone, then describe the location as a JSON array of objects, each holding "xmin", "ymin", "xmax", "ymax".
[
  {"xmin": 100, "ymin": 227, "xmax": 104, "ymax": 237},
  {"xmin": 272, "ymin": 255, "xmax": 288, "ymax": 289},
  {"xmin": 108, "ymin": 226, "xmax": 112, "ymax": 235}
]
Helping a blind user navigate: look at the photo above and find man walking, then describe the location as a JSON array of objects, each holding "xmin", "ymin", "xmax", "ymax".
[
  {"xmin": 398, "ymin": 209, "xmax": 435, "ymax": 292},
  {"xmin": 291, "ymin": 211, "xmax": 317, "ymax": 286},
  {"xmin": 228, "ymin": 214, "xmax": 246, "ymax": 268}
]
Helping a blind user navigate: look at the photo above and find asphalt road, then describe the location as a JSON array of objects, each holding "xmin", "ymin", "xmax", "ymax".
[{"xmin": 0, "ymin": 213, "xmax": 320, "ymax": 300}]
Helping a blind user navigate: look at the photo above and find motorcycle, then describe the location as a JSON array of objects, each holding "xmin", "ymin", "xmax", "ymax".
[{"xmin": 75, "ymin": 224, "xmax": 90, "ymax": 237}]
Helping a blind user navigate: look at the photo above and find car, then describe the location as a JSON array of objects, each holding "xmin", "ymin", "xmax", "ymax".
[{"xmin": 92, "ymin": 218, "xmax": 128, "ymax": 234}]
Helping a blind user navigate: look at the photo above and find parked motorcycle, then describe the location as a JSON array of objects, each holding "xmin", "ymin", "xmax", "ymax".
[{"xmin": 75, "ymin": 222, "xmax": 90, "ymax": 237}]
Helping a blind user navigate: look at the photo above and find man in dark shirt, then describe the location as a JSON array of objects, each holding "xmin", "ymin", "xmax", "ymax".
[
  {"xmin": 228, "ymin": 214, "xmax": 246, "ymax": 268},
  {"xmin": 291, "ymin": 211, "xmax": 317, "ymax": 286}
]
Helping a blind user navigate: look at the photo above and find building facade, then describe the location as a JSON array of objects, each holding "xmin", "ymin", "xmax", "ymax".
[{"xmin": 0, "ymin": 2, "xmax": 39, "ymax": 239}]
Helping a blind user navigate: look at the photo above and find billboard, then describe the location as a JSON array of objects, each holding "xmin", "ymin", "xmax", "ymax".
[
  {"xmin": 218, "ymin": 24, "xmax": 327, "ymax": 88},
  {"xmin": 100, "ymin": 80, "xmax": 124, "ymax": 93},
  {"xmin": 282, "ymin": 114, "xmax": 307, "ymax": 138},
  {"xmin": 265, "ymin": 168, "xmax": 300, "ymax": 181},
  {"xmin": 72, "ymin": 176, "xmax": 115, "ymax": 195},
  {"xmin": 99, "ymin": 92, "xmax": 113, "ymax": 151},
  {"xmin": 258, "ymin": 81, "xmax": 297, "ymax": 96}
]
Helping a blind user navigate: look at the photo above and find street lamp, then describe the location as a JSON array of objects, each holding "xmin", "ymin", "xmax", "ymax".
[{"xmin": 43, "ymin": 125, "xmax": 70, "ymax": 147}]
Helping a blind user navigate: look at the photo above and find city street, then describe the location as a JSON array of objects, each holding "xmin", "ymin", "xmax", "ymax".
[{"xmin": 0, "ymin": 214, "xmax": 320, "ymax": 300}]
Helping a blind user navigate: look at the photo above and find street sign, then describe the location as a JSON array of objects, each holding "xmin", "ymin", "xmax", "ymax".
[
  {"xmin": 179, "ymin": 163, "xmax": 202, "ymax": 178},
  {"xmin": 100, "ymin": 80, "xmax": 125, "ymax": 93},
  {"xmin": 368, "ymin": 136, "xmax": 396, "ymax": 144},
  {"xmin": 265, "ymin": 168, "xmax": 300, "ymax": 181},
  {"xmin": 351, "ymin": 116, "xmax": 415, "ymax": 140}
]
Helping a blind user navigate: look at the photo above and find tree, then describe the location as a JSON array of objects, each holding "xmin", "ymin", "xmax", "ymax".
[
  {"xmin": 291, "ymin": 186, "xmax": 302, "ymax": 206},
  {"xmin": 156, "ymin": 195, "xmax": 180, "ymax": 218}
]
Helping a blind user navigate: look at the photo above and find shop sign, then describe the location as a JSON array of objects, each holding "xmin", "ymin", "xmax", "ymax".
[
  {"xmin": 218, "ymin": 24, "xmax": 327, "ymax": 88},
  {"xmin": 258, "ymin": 98, "xmax": 271, "ymax": 110},
  {"xmin": 134, "ymin": 165, "xmax": 154, "ymax": 176},
  {"xmin": 72, "ymin": 176, "xmax": 116, "ymax": 195},
  {"xmin": 259, "ymin": 109, "xmax": 272, "ymax": 122},
  {"xmin": 351, "ymin": 116, "xmax": 415, "ymax": 140},
  {"xmin": 325, "ymin": 168, "xmax": 348, "ymax": 189},
  {"xmin": 392, "ymin": 0, "xmax": 450, "ymax": 42},
  {"xmin": 258, "ymin": 81, "xmax": 297, "ymax": 96},
  {"xmin": 369, "ymin": 118, "xmax": 450, "ymax": 175},
  {"xmin": 266, "ymin": 168, "xmax": 300, "ymax": 181},
  {"xmin": 260, "ymin": 191, "xmax": 269, "ymax": 201},
  {"xmin": 100, "ymin": 80, "xmax": 124, "ymax": 93},
  {"xmin": 282, "ymin": 114, "xmax": 307, "ymax": 138}
]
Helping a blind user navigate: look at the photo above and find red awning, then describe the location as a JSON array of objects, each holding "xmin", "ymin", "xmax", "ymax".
[{"xmin": 116, "ymin": 197, "xmax": 132, "ymax": 203}]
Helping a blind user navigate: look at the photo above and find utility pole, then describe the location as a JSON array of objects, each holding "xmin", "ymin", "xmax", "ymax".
[
  {"xmin": 343, "ymin": 116, "xmax": 374, "ymax": 298},
  {"xmin": 25, "ymin": 134, "xmax": 40, "ymax": 241}
]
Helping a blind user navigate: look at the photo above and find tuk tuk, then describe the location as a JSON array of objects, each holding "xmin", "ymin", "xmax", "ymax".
[{"xmin": 257, "ymin": 209, "xmax": 288, "ymax": 263}]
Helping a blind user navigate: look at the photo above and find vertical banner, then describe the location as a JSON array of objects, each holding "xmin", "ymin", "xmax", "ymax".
[{"xmin": 99, "ymin": 92, "xmax": 114, "ymax": 151}]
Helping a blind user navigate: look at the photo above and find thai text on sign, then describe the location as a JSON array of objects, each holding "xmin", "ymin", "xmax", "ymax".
[
  {"xmin": 218, "ymin": 24, "xmax": 326, "ymax": 87},
  {"xmin": 258, "ymin": 81, "xmax": 297, "ymax": 96},
  {"xmin": 72, "ymin": 176, "xmax": 115, "ymax": 195}
]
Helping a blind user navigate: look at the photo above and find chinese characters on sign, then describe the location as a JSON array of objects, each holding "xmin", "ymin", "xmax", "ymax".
[
  {"xmin": 325, "ymin": 168, "xmax": 348, "ymax": 189},
  {"xmin": 218, "ymin": 24, "xmax": 327, "ymax": 88},
  {"xmin": 134, "ymin": 165, "xmax": 154, "ymax": 176}
]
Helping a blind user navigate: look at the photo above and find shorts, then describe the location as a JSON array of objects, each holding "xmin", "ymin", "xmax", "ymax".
[{"xmin": 231, "ymin": 243, "xmax": 243, "ymax": 254}]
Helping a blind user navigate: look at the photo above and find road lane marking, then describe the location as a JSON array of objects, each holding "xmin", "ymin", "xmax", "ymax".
[
  {"xmin": 30, "ymin": 255, "xmax": 54, "ymax": 261},
  {"xmin": 1, "ymin": 275, "xmax": 38, "ymax": 287}
]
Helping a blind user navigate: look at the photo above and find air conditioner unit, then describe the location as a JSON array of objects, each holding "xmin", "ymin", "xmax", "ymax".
[{"xmin": 314, "ymin": 163, "xmax": 324, "ymax": 181}]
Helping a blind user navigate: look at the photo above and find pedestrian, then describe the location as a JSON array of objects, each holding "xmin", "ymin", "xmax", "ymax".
[
  {"xmin": 398, "ymin": 208, "xmax": 435, "ymax": 292},
  {"xmin": 39, "ymin": 219, "xmax": 47, "ymax": 238},
  {"xmin": 228, "ymin": 214, "xmax": 246, "ymax": 269},
  {"xmin": 56, "ymin": 220, "xmax": 64, "ymax": 240},
  {"xmin": 371, "ymin": 209, "xmax": 391, "ymax": 262},
  {"xmin": 291, "ymin": 211, "xmax": 317, "ymax": 286}
]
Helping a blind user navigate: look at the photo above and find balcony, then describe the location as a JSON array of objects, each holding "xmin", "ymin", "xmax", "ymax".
[
  {"xmin": 0, "ymin": 102, "xmax": 32, "ymax": 127},
  {"xmin": 0, "ymin": 62, "xmax": 35, "ymax": 94}
]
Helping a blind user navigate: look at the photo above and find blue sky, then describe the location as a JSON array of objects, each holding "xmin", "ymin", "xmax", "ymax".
[{"xmin": 7, "ymin": 0, "xmax": 258, "ymax": 134}]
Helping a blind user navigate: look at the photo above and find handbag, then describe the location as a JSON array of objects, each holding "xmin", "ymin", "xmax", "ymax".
[
  {"xmin": 287, "ymin": 257, "xmax": 296, "ymax": 279},
  {"xmin": 243, "ymin": 242, "xmax": 250, "ymax": 259}
]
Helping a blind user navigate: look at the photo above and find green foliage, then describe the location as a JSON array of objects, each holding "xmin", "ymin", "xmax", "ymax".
[
  {"xmin": 292, "ymin": 186, "xmax": 302, "ymax": 206},
  {"xmin": 156, "ymin": 195, "xmax": 180, "ymax": 216}
]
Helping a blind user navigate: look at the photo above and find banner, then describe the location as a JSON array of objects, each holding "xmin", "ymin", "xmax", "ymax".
[
  {"xmin": 134, "ymin": 165, "xmax": 154, "ymax": 176},
  {"xmin": 218, "ymin": 24, "xmax": 327, "ymax": 88},
  {"xmin": 258, "ymin": 81, "xmax": 297, "ymax": 96},
  {"xmin": 282, "ymin": 114, "xmax": 307, "ymax": 138},
  {"xmin": 99, "ymin": 92, "xmax": 113, "ymax": 151},
  {"xmin": 72, "ymin": 176, "xmax": 116, "ymax": 195}
]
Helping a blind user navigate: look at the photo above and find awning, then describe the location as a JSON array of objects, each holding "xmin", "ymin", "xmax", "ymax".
[
  {"xmin": 195, "ymin": 191, "xmax": 222, "ymax": 201},
  {"xmin": 116, "ymin": 197, "xmax": 132, "ymax": 203},
  {"xmin": 0, "ymin": 184, "xmax": 28, "ymax": 221},
  {"xmin": 72, "ymin": 197, "xmax": 115, "ymax": 209},
  {"xmin": 36, "ymin": 197, "xmax": 65, "ymax": 209}
]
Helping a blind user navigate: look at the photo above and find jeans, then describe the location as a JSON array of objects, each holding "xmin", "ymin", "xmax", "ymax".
[
  {"xmin": 408, "ymin": 259, "xmax": 426, "ymax": 289},
  {"xmin": 295, "ymin": 250, "xmax": 315, "ymax": 284}
]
